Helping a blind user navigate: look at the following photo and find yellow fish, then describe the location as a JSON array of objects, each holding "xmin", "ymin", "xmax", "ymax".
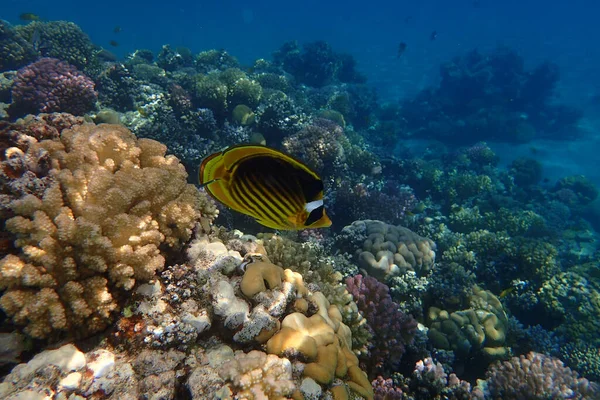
[{"xmin": 200, "ymin": 145, "xmax": 332, "ymax": 230}]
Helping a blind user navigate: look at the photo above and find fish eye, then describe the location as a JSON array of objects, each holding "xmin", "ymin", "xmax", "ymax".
[{"xmin": 304, "ymin": 205, "xmax": 324, "ymax": 226}]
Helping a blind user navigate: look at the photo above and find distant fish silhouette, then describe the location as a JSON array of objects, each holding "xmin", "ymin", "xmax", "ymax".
[
  {"xmin": 430, "ymin": 31, "xmax": 438, "ymax": 41},
  {"xmin": 397, "ymin": 42, "xmax": 407, "ymax": 58},
  {"xmin": 96, "ymin": 48, "xmax": 118, "ymax": 62},
  {"xmin": 113, "ymin": 26, "xmax": 121, "ymax": 33},
  {"xmin": 19, "ymin": 13, "xmax": 41, "ymax": 22},
  {"xmin": 109, "ymin": 40, "xmax": 119, "ymax": 47}
]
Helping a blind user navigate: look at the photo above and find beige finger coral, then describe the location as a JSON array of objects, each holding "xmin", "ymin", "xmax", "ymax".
[{"xmin": 0, "ymin": 123, "xmax": 217, "ymax": 339}]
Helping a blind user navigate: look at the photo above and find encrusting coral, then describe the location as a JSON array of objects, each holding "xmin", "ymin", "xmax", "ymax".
[{"xmin": 0, "ymin": 123, "xmax": 216, "ymax": 338}]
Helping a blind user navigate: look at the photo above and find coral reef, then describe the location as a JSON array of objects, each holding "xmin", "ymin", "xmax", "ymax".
[
  {"xmin": 273, "ymin": 40, "xmax": 366, "ymax": 87},
  {"xmin": 2, "ymin": 17, "xmax": 600, "ymax": 400},
  {"xmin": 0, "ymin": 123, "xmax": 215, "ymax": 338},
  {"xmin": 396, "ymin": 47, "xmax": 582, "ymax": 143},
  {"xmin": 9, "ymin": 58, "xmax": 97, "ymax": 118}
]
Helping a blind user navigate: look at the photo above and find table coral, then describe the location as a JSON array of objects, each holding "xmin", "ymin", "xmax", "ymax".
[
  {"xmin": 0, "ymin": 123, "xmax": 215, "ymax": 338},
  {"xmin": 338, "ymin": 219, "xmax": 436, "ymax": 279}
]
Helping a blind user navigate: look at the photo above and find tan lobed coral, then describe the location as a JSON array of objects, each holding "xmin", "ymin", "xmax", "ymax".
[
  {"xmin": 339, "ymin": 219, "xmax": 437, "ymax": 279},
  {"xmin": 0, "ymin": 123, "xmax": 217, "ymax": 339},
  {"xmin": 427, "ymin": 285, "xmax": 509, "ymax": 360}
]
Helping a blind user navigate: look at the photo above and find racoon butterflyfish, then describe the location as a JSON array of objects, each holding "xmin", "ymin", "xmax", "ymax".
[{"xmin": 199, "ymin": 144, "xmax": 332, "ymax": 230}]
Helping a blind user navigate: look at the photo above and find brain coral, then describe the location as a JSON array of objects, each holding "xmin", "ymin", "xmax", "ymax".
[
  {"xmin": 0, "ymin": 123, "xmax": 216, "ymax": 338},
  {"xmin": 427, "ymin": 285, "xmax": 509, "ymax": 360},
  {"xmin": 338, "ymin": 219, "xmax": 436, "ymax": 279}
]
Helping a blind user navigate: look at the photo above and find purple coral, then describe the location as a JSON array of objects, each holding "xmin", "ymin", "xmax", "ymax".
[
  {"xmin": 372, "ymin": 376, "xmax": 404, "ymax": 400},
  {"xmin": 485, "ymin": 352, "xmax": 599, "ymax": 399},
  {"xmin": 10, "ymin": 57, "xmax": 97, "ymax": 117},
  {"xmin": 346, "ymin": 274, "xmax": 417, "ymax": 377}
]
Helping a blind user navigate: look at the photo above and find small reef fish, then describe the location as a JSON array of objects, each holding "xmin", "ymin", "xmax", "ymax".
[
  {"xmin": 19, "ymin": 13, "xmax": 41, "ymax": 21},
  {"xmin": 113, "ymin": 26, "xmax": 121, "ymax": 33},
  {"xmin": 498, "ymin": 287, "xmax": 515, "ymax": 298},
  {"xmin": 397, "ymin": 42, "xmax": 407, "ymax": 58},
  {"xmin": 430, "ymin": 31, "xmax": 438, "ymax": 41},
  {"xmin": 30, "ymin": 26, "xmax": 42, "ymax": 51},
  {"xmin": 109, "ymin": 40, "xmax": 119, "ymax": 47},
  {"xmin": 96, "ymin": 48, "xmax": 118, "ymax": 62},
  {"xmin": 199, "ymin": 144, "xmax": 332, "ymax": 230}
]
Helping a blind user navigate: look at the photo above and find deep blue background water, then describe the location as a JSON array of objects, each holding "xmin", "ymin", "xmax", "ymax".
[{"xmin": 3, "ymin": 0, "xmax": 600, "ymax": 185}]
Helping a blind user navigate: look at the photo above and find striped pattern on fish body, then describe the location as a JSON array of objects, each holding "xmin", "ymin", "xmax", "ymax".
[{"xmin": 200, "ymin": 145, "xmax": 332, "ymax": 230}]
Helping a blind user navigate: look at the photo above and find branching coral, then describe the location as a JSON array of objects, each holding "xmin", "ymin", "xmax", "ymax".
[
  {"xmin": 281, "ymin": 117, "xmax": 345, "ymax": 174},
  {"xmin": 538, "ymin": 271, "xmax": 600, "ymax": 346},
  {"xmin": 218, "ymin": 349, "xmax": 296, "ymax": 399},
  {"xmin": 483, "ymin": 352, "xmax": 599, "ymax": 399},
  {"xmin": 15, "ymin": 21, "xmax": 95, "ymax": 71},
  {"xmin": 0, "ymin": 20, "xmax": 38, "ymax": 72},
  {"xmin": 0, "ymin": 123, "xmax": 216, "ymax": 338},
  {"xmin": 346, "ymin": 274, "xmax": 417, "ymax": 378},
  {"xmin": 10, "ymin": 58, "xmax": 97, "ymax": 118}
]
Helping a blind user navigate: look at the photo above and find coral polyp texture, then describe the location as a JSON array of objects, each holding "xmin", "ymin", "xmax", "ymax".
[
  {"xmin": 0, "ymin": 123, "xmax": 215, "ymax": 338},
  {"xmin": 10, "ymin": 58, "xmax": 97, "ymax": 118}
]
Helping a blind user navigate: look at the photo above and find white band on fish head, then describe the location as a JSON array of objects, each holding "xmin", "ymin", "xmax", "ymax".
[{"xmin": 304, "ymin": 199, "xmax": 323, "ymax": 213}]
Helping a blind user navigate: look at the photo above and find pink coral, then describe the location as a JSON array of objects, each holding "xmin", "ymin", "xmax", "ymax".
[
  {"xmin": 10, "ymin": 58, "xmax": 97, "ymax": 117},
  {"xmin": 345, "ymin": 274, "xmax": 417, "ymax": 377},
  {"xmin": 485, "ymin": 352, "xmax": 599, "ymax": 399}
]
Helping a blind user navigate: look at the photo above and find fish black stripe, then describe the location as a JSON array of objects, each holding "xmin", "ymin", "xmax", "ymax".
[
  {"xmin": 237, "ymin": 174, "xmax": 283, "ymax": 224},
  {"xmin": 230, "ymin": 179, "xmax": 270, "ymax": 221},
  {"xmin": 269, "ymin": 172, "xmax": 305, "ymax": 210},
  {"xmin": 256, "ymin": 160, "xmax": 304, "ymax": 211},
  {"xmin": 243, "ymin": 156, "xmax": 306, "ymax": 210},
  {"xmin": 248, "ymin": 171, "xmax": 295, "ymax": 218},
  {"xmin": 243, "ymin": 172, "xmax": 290, "ymax": 223}
]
